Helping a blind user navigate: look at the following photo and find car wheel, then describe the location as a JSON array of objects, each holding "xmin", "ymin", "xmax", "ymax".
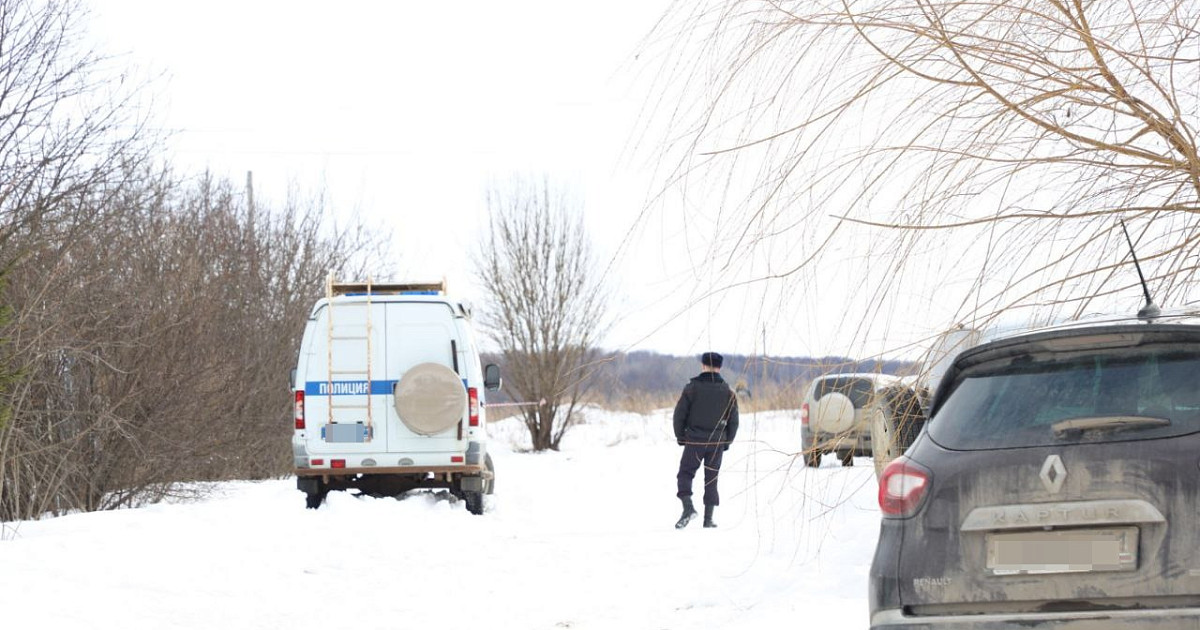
[
  {"xmin": 464, "ymin": 491, "xmax": 484, "ymax": 515},
  {"xmin": 870, "ymin": 388, "xmax": 926, "ymax": 476},
  {"xmin": 813, "ymin": 392, "xmax": 856, "ymax": 434},
  {"xmin": 304, "ymin": 487, "xmax": 328, "ymax": 510},
  {"xmin": 839, "ymin": 450, "xmax": 854, "ymax": 467},
  {"xmin": 394, "ymin": 362, "xmax": 468, "ymax": 435},
  {"xmin": 300, "ymin": 477, "xmax": 328, "ymax": 509},
  {"xmin": 804, "ymin": 447, "xmax": 822, "ymax": 468}
]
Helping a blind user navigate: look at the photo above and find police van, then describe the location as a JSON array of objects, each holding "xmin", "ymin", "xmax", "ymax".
[{"xmin": 291, "ymin": 278, "xmax": 500, "ymax": 514}]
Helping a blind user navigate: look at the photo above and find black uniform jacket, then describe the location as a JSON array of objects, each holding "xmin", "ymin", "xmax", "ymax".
[{"xmin": 673, "ymin": 372, "xmax": 740, "ymax": 448}]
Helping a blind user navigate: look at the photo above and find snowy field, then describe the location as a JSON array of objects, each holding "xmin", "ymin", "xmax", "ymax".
[{"xmin": 0, "ymin": 409, "xmax": 881, "ymax": 629}]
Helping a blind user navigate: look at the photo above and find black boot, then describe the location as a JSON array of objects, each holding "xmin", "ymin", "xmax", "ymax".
[
  {"xmin": 675, "ymin": 497, "xmax": 697, "ymax": 529},
  {"xmin": 703, "ymin": 505, "xmax": 717, "ymax": 528}
]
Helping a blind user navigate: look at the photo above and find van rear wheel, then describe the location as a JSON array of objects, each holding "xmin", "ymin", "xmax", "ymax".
[
  {"xmin": 303, "ymin": 483, "xmax": 328, "ymax": 509},
  {"xmin": 464, "ymin": 491, "xmax": 484, "ymax": 515},
  {"xmin": 299, "ymin": 477, "xmax": 329, "ymax": 509}
]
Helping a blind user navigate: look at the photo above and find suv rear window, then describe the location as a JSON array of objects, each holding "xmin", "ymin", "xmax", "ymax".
[
  {"xmin": 814, "ymin": 377, "xmax": 876, "ymax": 408},
  {"xmin": 929, "ymin": 342, "xmax": 1200, "ymax": 450}
]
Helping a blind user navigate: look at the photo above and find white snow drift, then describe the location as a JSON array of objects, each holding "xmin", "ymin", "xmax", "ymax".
[{"xmin": 0, "ymin": 409, "xmax": 880, "ymax": 629}]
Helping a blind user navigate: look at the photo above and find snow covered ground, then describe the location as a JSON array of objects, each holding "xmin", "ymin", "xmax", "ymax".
[{"xmin": 0, "ymin": 409, "xmax": 881, "ymax": 629}]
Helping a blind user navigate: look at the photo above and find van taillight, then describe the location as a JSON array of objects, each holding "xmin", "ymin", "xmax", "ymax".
[
  {"xmin": 468, "ymin": 387, "xmax": 480, "ymax": 427},
  {"xmin": 801, "ymin": 402, "xmax": 809, "ymax": 426},
  {"xmin": 878, "ymin": 456, "xmax": 932, "ymax": 518},
  {"xmin": 294, "ymin": 391, "xmax": 305, "ymax": 430}
]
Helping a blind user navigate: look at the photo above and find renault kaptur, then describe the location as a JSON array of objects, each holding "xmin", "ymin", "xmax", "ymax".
[{"xmin": 870, "ymin": 316, "xmax": 1200, "ymax": 628}]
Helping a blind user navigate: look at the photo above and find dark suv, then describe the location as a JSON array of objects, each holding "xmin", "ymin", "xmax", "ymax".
[{"xmin": 870, "ymin": 320, "xmax": 1200, "ymax": 628}]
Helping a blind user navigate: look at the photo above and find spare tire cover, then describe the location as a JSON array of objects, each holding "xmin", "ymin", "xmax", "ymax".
[
  {"xmin": 394, "ymin": 362, "xmax": 467, "ymax": 436},
  {"xmin": 813, "ymin": 391, "xmax": 856, "ymax": 434}
]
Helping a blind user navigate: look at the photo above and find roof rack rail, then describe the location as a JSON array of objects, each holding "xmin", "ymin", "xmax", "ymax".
[
  {"xmin": 326, "ymin": 275, "xmax": 447, "ymax": 297},
  {"xmin": 332, "ymin": 281, "xmax": 447, "ymax": 296}
]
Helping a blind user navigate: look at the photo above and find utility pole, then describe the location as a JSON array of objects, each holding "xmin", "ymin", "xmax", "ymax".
[
  {"xmin": 246, "ymin": 170, "xmax": 258, "ymax": 276},
  {"xmin": 761, "ymin": 324, "xmax": 767, "ymax": 394},
  {"xmin": 245, "ymin": 170, "xmax": 255, "ymax": 216}
]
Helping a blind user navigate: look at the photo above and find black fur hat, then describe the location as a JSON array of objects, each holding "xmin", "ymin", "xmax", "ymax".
[{"xmin": 700, "ymin": 352, "xmax": 723, "ymax": 369}]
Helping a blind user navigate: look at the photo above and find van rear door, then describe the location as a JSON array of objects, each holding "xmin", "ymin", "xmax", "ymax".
[
  {"xmin": 303, "ymin": 301, "xmax": 390, "ymax": 455},
  {"xmin": 385, "ymin": 301, "xmax": 467, "ymax": 453}
]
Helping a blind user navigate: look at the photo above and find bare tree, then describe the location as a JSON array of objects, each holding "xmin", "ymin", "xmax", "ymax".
[
  {"xmin": 475, "ymin": 177, "xmax": 610, "ymax": 451},
  {"xmin": 0, "ymin": 0, "xmax": 154, "ymax": 261},
  {"xmin": 643, "ymin": 1, "xmax": 1200, "ymax": 352}
]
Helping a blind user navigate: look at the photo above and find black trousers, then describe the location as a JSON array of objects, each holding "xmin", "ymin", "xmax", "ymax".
[{"xmin": 676, "ymin": 443, "xmax": 724, "ymax": 506}]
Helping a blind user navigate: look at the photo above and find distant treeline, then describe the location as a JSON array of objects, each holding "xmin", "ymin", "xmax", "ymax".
[{"xmin": 484, "ymin": 351, "xmax": 917, "ymax": 412}]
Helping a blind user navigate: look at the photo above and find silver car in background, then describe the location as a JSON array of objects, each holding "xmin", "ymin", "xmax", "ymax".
[{"xmin": 802, "ymin": 372, "xmax": 906, "ymax": 467}]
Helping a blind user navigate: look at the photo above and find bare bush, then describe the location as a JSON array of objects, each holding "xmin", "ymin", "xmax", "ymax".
[
  {"xmin": 643, "ymin": 0, "xmax": 1200, "ymax": 352},
  {"xmin": 0, "ymin": 0, "xmax": 392, "ymax": 523},
  {"xmin": 475, "ymin": 176, "xmax": 611, "ymax": 451},
  {"xmin": 0, "ymin": 0, "xmax": 153, "ymax": 520},
  {"xmin": 0, "ymin": 170, "xmax": 388, "ymax": 521}
]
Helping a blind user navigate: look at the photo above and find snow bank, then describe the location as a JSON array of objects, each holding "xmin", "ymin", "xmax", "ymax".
[{"xmin": 0, "ymin": 408, "xmax": 879, "ymax": 629}]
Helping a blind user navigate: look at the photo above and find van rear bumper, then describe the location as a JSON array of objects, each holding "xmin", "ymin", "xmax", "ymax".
[{"xmin": 294, "ymin": 464, "xmax": 490, "ymax": 478}]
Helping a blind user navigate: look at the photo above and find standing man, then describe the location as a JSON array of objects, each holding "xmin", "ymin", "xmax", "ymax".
[{"xmin": 673, "ymin": 351, "xmax": 739, "ymax": 529}]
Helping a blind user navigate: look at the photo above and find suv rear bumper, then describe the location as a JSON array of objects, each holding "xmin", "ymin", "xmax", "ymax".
[
  {"xmin": 802, "ymin": 425, "xmax": 872, "ymax": 453},
  {"xmin": 871, "ymin": 606, "xmax": 1200, "ymax": 629}
]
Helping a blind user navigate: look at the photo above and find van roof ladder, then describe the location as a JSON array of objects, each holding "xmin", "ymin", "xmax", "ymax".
[
  {"xmin": 326, "ymin": 273, "xmax": 334, "ymax": 428},
  {"xmin": 323, "ymin": 272, "xmax": 376, "ymax": 442},
  {"xmin": 364, "ymin": 276, "xmax": 374, "ymax": 435}
]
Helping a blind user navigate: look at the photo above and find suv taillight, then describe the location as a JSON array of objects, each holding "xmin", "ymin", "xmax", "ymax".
[
  {"xmin": 294, "ymin": 391, "xmax": 305, "ymax": 430},
  {"xmin": 878, "ymin": 456, "xmax": 931, "ymax": 518},
  {"xmin": 468, "ymin": 387, "xmax": 479, "ymax": 427},
  {"xmin": 801, "ymin": 402, "xmax": 809, "ymax": 426}
]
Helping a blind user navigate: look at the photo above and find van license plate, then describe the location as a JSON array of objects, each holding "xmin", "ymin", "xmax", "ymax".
[
  {"xmin": 323, "ymin": 423, "xmax": 371, "ymax": 443},
  {"xmin": 985, "ymin": 527, "xmax": 1137, "ymax": 575}
]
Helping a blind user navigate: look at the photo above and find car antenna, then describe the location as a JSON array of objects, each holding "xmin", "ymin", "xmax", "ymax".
[{"xmin": 1119, "ymin": 219, "xmax": 1160, "ymax": 321}]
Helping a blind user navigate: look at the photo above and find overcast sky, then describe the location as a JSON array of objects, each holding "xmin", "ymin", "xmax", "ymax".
[{"xmin": 84, "ymin": 1, "xmax": 911, "ymax": 362}]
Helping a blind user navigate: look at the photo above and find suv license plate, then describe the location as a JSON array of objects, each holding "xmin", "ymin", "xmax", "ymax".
[{"xmin": 985, "ymin": 527, "xmax": 1138, "ymax": 575}]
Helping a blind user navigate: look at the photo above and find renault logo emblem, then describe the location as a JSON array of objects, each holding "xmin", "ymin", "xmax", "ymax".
[{"xmin": 1040, "ymin": 454, "xmax": 1067, "ymax": 494}]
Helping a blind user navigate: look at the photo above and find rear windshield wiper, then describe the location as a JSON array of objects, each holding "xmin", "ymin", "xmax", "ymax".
[{"xmin": 1051, "ymin": 415, "xmax": 1171, "ymax": 438}]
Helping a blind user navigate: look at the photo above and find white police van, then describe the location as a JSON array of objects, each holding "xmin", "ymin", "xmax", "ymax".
[{"xmin": 291, "ymin": 278, "xmax": 500, "ymax": 514}]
